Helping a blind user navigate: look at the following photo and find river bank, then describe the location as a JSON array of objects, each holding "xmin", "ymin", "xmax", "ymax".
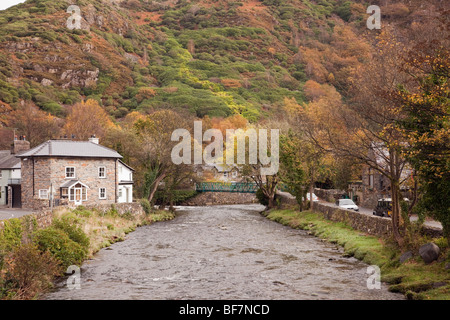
[
  {"xmin": 0, "ymin": 205, "xmax": 174, "ymax": 300},
  {"xmin": 263, "ymin": 209, "xmax": 450, "ymax": 300}
]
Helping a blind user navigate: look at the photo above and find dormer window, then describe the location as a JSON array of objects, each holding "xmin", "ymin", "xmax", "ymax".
[{"xmin": 65, "ymin": 167, "xmax": 75, "ymax": 179}]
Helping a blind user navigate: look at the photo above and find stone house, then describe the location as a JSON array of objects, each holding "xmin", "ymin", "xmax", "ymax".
[
  {"xmin": 348, "ymin": 145, "xmax": 413, "ymax": 208},
  {"xmin": 0, "ymin": 137, "xmax": 30, "ymax": 208},
  {"xmin": 16, "ymin": 137, "xmax": 134, "ymax": 210},
  {"xmin": 194, "ymin": 163, "xmax": 243, "ymax": 182}
]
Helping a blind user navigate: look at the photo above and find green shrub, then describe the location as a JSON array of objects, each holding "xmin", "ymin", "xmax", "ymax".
[
  {"xmin": 72, "ymin": 206, "xmax": 92, "ymax": 218},
  {"xmin": 52, "ymin": 218, "xmax": 90, "ymax": 251},
  {"xmin": 140, "ymin": 198, "xmax": 152, "ymax": 215},
  {"xmin": 0, "ymin": 219, "xmax": 23, "ymax": 253},
  {"xmin": 33, "ymin": 228, "xmax": 86, "ymax": 269},
  {"xmin": 256, "ymin": 188, "xmax": 269, "ymax": 206}
]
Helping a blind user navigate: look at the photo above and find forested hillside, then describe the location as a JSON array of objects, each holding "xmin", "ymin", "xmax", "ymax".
[{"xmin": 0, "ymin": 0, "xmax": 439, "ymax": 134}]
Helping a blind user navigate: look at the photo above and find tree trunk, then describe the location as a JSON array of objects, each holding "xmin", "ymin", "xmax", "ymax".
[
  {"xmin": 148, "ymin": 170, "xmax": 167, "ymax": 204},
  {"xmin": 390, "ymin": 179, "xmax": 404, "ymax": 247}
]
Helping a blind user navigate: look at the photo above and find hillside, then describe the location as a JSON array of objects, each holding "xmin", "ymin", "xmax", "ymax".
[{"xmin": 0, "ymin": 0, "xmax": 443, "ymax": 123}]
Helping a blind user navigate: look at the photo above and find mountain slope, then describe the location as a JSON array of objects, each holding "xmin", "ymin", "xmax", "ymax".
[{"xmin": 0, "ymin": 0, "xmax": 441, "ymax": 122}]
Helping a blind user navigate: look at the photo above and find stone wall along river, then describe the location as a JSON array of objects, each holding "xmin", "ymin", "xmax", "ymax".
[{"xmin": 45, "ymin": 204, "xmax": 403, "ymax": 300}]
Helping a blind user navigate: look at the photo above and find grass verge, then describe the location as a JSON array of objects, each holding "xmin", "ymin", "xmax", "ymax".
[{"xmin": 263, "ymin": 209, "xmax": 450, "ymax": 300}]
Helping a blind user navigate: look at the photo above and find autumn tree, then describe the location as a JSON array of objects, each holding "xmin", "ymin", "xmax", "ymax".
[
  {"xmin": 7, "ymin": 102, "xmax": 62, "ymax": 147},
  {"xmin": 301, "ymin": 31, "xmax": 412, "ymax": 246},
  {"xmin": 134, "ymin": 109, "xmax": 193, "ymax": 204},
  {"xmin": 396, "ymin": 11, "xmax": 450, "ymax": 243},
  {"xmin": 64, "ymin": 99, "xmax": 114, "ymax": 140}
]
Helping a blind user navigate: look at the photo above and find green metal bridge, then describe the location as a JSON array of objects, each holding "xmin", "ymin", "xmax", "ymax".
[
  {"xmin": 195, "ymin": 182, "xmax": 293, "ymax": 194},
  {"xmin": 195, "ymin": 182, "xmax": 259, "ymax": 193}
]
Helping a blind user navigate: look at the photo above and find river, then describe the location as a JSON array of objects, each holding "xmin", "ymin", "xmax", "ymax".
[{"xmin": 45, "ymin": 204, "xmax": 403, "ymax": 300}]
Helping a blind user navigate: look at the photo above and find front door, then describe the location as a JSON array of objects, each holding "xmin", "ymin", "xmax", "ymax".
[{"xmin": 74, "ymin": 188, "xmax": 82, "ymax": 206}]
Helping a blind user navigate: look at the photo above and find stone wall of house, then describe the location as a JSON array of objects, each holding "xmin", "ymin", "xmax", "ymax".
[
  {"xmin": 312, "ymin": 201, "xmax": 442, "ymax": 238},
  {"xmin": 181, "ymin": 192, "xmax": 258, "ymax": 206},
  {"xmin": 21, "ymin": 157, "xmax": 119, "ymax": 210},
  {"xmin": 21, "ymin": 157, "xmax": 51, "ymax": 210}
]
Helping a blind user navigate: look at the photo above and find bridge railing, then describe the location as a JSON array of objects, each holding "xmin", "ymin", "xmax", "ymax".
[{"xmin": 195, "ymin": 182, "xmax": 259, "ymax": 193}]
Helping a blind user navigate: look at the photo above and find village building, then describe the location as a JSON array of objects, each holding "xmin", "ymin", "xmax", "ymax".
[
  {"xmin": 194, "ymin": 163, "xmax": 243, "ymax": 182},
  {"xmin": 0, "ymin": 137, "xmax": 30, "ymax": 208},
  {"xmin": 15, "ymin": 136, "xmax": 134, "ymax": 210},
  {"xmin": 348, "ymin": 144, "xmax": 413, "ymax": 208}
]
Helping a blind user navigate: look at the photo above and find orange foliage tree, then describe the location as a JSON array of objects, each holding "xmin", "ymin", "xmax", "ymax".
[
  {"xmin": 63, "ymin": 99, "xmax": 114, "ymax": 141},
  {"xmin": 7, "ymin": 102, "xmax": 62, "ymax": 147}
]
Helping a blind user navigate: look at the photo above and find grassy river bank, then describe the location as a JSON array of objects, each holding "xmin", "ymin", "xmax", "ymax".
[
  {"xmin": 0, "ymin": 205, "xmax": 174, "ymax": 299},
  {"xmin": 263, "ymin": 209, "xmax": 450, "ymax": 300}
]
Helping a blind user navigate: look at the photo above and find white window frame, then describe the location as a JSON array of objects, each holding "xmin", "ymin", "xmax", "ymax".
[
  {"xmin": 99, "ymin": 188, "xmax": 106, "ymax": 200},
  {"xmin": 39, "ymin": 189, "xmax": 48, "ymax": 199},
  {"xmin": 98, "ymin": 166, "xmax": 106, "ymax": 178},
  {"xmin": 65, "ymin": 167, "xmax": 76, "ymax": 179},
  {"xmin": 118, "ymin": 188, "xmax": 123, "ymax": 198},
  {"xmin": 232, "ymin": 171, "xmax": 238, "ymax": 178}
]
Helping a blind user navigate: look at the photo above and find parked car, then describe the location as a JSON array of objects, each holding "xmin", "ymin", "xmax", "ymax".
[{"xmin": 336, "ymin": 199, "xmax": 359, "ymax": 211}]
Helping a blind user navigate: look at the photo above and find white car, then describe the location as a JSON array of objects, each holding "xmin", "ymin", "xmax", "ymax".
[
  {"xmin": 336, "ymin": 199, "xmax": 359, "ymax": 211},
  {"xmin": 303, "ymin": 193, "xmax": 319, "ymax": 202}
]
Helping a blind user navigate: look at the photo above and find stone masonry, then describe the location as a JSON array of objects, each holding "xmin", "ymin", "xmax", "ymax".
[{"xmin": 21, "ymin": 156, "xmax": 118, "ymax": 210}]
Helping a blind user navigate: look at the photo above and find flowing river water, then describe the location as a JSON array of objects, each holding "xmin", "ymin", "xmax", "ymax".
[{"xmin": 45, "ymin": 204, "xmax": 403, "ymax": 300}]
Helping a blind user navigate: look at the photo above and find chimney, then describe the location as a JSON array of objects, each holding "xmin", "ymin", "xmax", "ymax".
[
  {"xmin": 89, "ymin": 134, "xmax": 99, "ymax": 145},
  {"xmin": 11, "ymin": 136, "xmax": 30, "ymax": 154}
]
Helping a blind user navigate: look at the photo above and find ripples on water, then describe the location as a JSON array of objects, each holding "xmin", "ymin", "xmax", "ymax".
[{"xmin": 45, "ymin": 204, "xmax": 403, "ymax": 300}]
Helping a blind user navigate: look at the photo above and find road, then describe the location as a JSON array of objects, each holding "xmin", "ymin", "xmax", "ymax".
[
  {"xmin": 319, "ymin": 200, "xmax": 443, "ymax": 230},
  {"xmin": 0, "ymin": 206, "xmax": 34, "ymax": 221}
]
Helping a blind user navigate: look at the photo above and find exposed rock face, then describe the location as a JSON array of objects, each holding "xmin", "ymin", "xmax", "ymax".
[{"xmin": 61, "ymin": 68, "xmax": 100, "ymax": 89}]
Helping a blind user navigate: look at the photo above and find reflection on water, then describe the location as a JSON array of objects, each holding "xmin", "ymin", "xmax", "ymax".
[{"xmin": 45, "ymin": 204, "xmax": 403, "ymax": 300}]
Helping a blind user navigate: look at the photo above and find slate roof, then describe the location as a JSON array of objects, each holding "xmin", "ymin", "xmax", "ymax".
[
  {"xmin": 16, "ymin": 140, "xmax": 123, "ymax": 159},
  {"xmin": 0, "ymin": 150, "xmax": 21, "ymax": 169}
]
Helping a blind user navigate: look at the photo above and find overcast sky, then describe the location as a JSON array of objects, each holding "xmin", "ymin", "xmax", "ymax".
[{"xmin": 0, "ymin": 0, "xmax": 26, "ymax": 11}]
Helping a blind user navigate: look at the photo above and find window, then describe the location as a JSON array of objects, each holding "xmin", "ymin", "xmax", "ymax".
[
  {"xmin": 61, "ymin": 188, "xmax": 68, "ymax": 198},
  {"xmin": 368, "ymin": 168, "xmax": 374, "ymax": 189},
  {"xmin": 99, "ymin": 188, "xmax": 106, "ymax": 200},
  {"xmin": 223, "ymin": 172, "xmax": 228, "ymax": 178},
  {"xmin": 39, "ymin": 189, "xmax": 48, "ymax": 199},
  {"xmin": 118, "ymin": 188, "xmax": 123, "ymax": 198},
  {"xmin": 0, "ymin": 171, "xmax": 2, "ymax": 178},
  {"xmin": 232, "ymin": 171, "xmax": 238, "ymax": 178},
  {"xmin": 65, "ymin": 167, "xmax": 75, "ymax": 179},
  {"xmin": 98, "ymin": 167, "xmax": 106, "ymax": 178}
]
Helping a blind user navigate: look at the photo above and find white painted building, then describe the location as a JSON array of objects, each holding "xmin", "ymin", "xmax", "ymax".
[{"xmin": 118, "ymin": 160, "xmax": 134, "ymax": 203}]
